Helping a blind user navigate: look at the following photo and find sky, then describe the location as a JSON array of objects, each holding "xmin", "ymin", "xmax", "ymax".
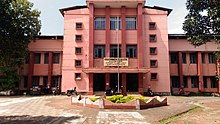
[{"xmin": 29, "ymin": 0, "xmax": 188, "ymax": 35}]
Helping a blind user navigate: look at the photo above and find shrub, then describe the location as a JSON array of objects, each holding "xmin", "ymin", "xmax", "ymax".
[
  {"xmin": 106, "ymin": 95, "xmax": 134, "ymax": 103},
  {"xmin": 137, "ymin": 96, "xmax": 148, "ymax": 103},
  {"xmin": 89, "ymin": 97, "xmax": 99, "ymax": 102}
]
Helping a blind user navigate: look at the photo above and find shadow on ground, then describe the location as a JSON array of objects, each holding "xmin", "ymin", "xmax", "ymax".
[{"xmin": 0, "ymin": 115, "xmax": 81, "ymax": 124}]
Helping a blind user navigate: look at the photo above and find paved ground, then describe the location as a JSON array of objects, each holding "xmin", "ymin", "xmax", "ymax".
[{"xmin": 0, "ymin": 95, "xmax": 219, "ymax": 124}]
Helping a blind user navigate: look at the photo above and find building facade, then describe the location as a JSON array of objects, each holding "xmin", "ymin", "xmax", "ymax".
[{"xmin": 18, "ymin": 0, "xmax": 220, "ymax": 95}]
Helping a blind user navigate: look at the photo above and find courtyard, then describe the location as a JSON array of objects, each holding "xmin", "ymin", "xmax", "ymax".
[{"xmin": 0, "ymin": 95, "xmax": 219, "ymax": 124}]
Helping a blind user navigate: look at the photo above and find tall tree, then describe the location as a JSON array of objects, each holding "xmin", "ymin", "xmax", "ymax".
[
  {"xmin": 183, "ymin": 0, "xmax": 220, "ymax": 61},
  {"xmin": 0, "ymin": 0, "xmax": 41, "ymax": 90}
]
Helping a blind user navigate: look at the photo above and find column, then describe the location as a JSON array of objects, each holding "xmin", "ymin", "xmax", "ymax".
[
  {"xmin": 178, "ymin": 52, "xmax": 184, "ymax": 88},
  {"xmin": 106, "ymin": 6, "xmax": 110, "ymax": 57},
  {"xmin": 197, "ymin": 52, "xmax": 203, "ymax": 92},
  {"xmin": 28, "ymin": 52, "xmax": 34, "ymax": 89},
  {"xmin": 137, "ymin": 3, "xmax": 143, "ymax": 67},
  {"xmin": 122, "ymin": 73, "xmax": 126, "ymax": 93},
  {"xmin": 105, "ymin": 73, "xmax": 110, "ymax": 90},
  {"xmin": 89, "ymin": 73, "xmax": 94, "ymax": 95},
  {"xmin": 216, "ymin": 61, "xmax": 220, "ymax": 93},
  {"xmin": 138, "ymin": 73, "xmax": 143, "ymax": 95},
  {"xmin": 121, "ymin": 6, "xmax": 126, "ymax": 57},
  {"xmin": 48, "ymin": 52, "xmax": 53, "ymax": 88},
  {"xmin": 89, "ymin": 3, "xmax": 94, "ymax": 67}
]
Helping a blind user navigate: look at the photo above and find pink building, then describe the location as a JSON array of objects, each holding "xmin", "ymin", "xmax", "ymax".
[{"xmin": 19, "ymin": 0, "xmax": 220, "ymax": 95}]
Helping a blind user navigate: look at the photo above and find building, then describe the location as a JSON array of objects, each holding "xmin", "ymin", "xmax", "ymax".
[{"xmin": 19, "ymin": 0, "xmax": 220, "ymax": 95}]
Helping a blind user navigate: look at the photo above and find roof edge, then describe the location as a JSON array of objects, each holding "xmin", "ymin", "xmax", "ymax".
[
  {"xmin": 59, "ymin": 6, "xmax": 88, "ymax": 16},
  {"xmin": 144, "ymin": 6, "xmax": 172, "ymax": 16}
]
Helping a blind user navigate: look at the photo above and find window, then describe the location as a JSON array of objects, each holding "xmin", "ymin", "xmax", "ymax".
[
  {"xmin": 150, "ymin": 60, "xmax": 158, "ymax": 68},
  {"xmin": 150, "ymin": 47, "xmax": 157, "ymax": 55},
  {"xmin": 110, "ymin": 17, "xmax": 121, "ymax": 30},
  {"xmin": 43, "ymin": 76, "xmax": 48, "ymax": 87},
  {"xmin": 53, "ymin": 53, "xmax": 60, "ymax": 64},
  {"xmin": 170, "ymin": 53, "xmax": 178, "ymax": 64},
  {"xmin": 210, "ymin": 77, "xmax": 218, "ymax": 88},
  {"xmin": 94, "ymin": 45, "xmax": 105, "ymax": 58},
  {"xmin": 76, "ymin": 23, "xmax": 82, "ymax": 29},
  {"xmin": 75, "ymin": 35, "xmax": 82, "ymax": 41},
  {"xmin": 202, "ymin": 53, "xmax": 206, "ymax": 64},
  {"xmin": 75, "ymin": 73, "xmax": 81, "ymax": 80},
  {"xmin": 52, "ymin": 76, "xmax": 59, "ymax": 87},
  {"xmin": 44, "ymin": 53, "xmax": 49, "ymax": 64},
  {"xmin": 208, "ymin": 53, "xmax": 215, "ymax": 64},
  {"xmin": 110, "ymin": 45, "xmax": 121, "ymax": 57},
  {"xmin": 183, "ymin": 76, "xmax": 188, "ymax": 88},
  {"xmin": 126, "ymin": 45, "xmax": 137, "ymax": 58},
  {"xmin": 34, "ymin": 53, "xmax": 41, "ymax": 64},
  {"xmin": 182, "ymin": 53, "xmax": 186, "ymax": 64},
  {"xmin": 33, "ymin": 76, "xmax": 40, "ymax": 86},
  {"xmin": 149, "ymin": 22, "xmax": 156, "ymax": 30},
  {"xmin": 75, "ymin": 48, "xmax": 82, "ymax": 55},
  {"xmin": 94, "ymin": 17, "xmax": 106, "ymax": 30},
  {"xmin": 24, "ymin": 76, "xmax": 28, "ymax": 88},
  {"xmin": 126, "ymin": 17, "xmax": 136, "ymax": 29},
  {"xmin": 151, "ymin": 73, "xmax": 158, "ymax": 80},
  {"xmin": 149, "ymin": 35, "xmax": 156, "ymax": 42},
  {"xmin": 25, "ymin": 53, "xmax": 30, "ymax": 64},
  {"xmin": 191, "ymin": 76, "xmax": 199, "ymax": 88},
  {"xmin": 75, "ymin": 60, "xmax": 82, "ymax": 67},
  {"xmin": 171, "ymin": 76, "xmax": 180, "ymax": 88},
  {"xmin": 203, "ymin": 77, "xmax": 208, "ymax": 88},
  {"xmin": 190, "ymin": 53, "xmax": 197, "ymax": 64}
]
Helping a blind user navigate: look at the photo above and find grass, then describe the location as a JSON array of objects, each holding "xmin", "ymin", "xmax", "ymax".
[
  {"xmin": 89, "ymin": 97, "xmax": 99, "ymax": 102},
  {"xmin": 159, "ymin": 106, "xmax": 202, "ymax": 124}
]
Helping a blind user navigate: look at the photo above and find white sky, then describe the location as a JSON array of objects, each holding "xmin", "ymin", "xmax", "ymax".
[{"xmin": 29, "ymin": 0, "xmax": 188, "ymax": 35}]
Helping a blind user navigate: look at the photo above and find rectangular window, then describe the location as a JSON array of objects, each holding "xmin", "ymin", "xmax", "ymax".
[
  {"xmin": 171, "ymin": 76, "xmax": 180, "ymax": 88},
  {"xmin": 126, "ymin": 17, "xmax": 136, "ymax": 29},
  {"xmin": 75, "ymin": 48, "xmax": 82, "ymax": 55},
  {"xmin": 110, "ymin": 45, "xmax": 121, "ymax": 57},
  {"xmin": 75, "ymin": 60, "xmax": 82, "ymax": 67},
  {"xmin": 190, "ymin": 53, "xmax": 197, "ymax": 64},
  {"xmin": 202, "ymin": 53, "xmax": 206, "ymax": 64},
  {"xmin": 203, "ymin": 77, "xmax": 208, "ymax": 88},
  {"xmin": 53, "ymin": 53, "xmax": 60, "ymax": 64},
  {"xmin": 126, "ymin": 45, "xmax": 137, "ymax": 58},
  {"xmin": 52, "ymin": 76, "xmax": 59, "ymax": 87},
  {"xmin": 149, "ymin": 22, "xmax": 156, "ymax": 30},
  {"xmin": 44, "ymin": 53, "xmax": 49, "ymax": 64},
  {"xmin": 208, "ymin": 53, "xmax": 215, "ymax": 64},
  {"xmin": 183, "ymin": 76, "xmax": 188, "ymax": 88},
  {"xmin": 210, "ymin": 77, "xmax": 218, "ymax": 88},
  {"xmin": 94, "ymin": 45, "xmax": 105, "ymax": 58},
  {"xmin": 151, "ymin": 73, "xmax": 158, "ymax": 80},
  {"xmin": 75, "ymin": 35, "xmax": 82, "ymax": 41},
  {"xmin": 75, "ymin": 73, "xmax": 81, "ymax": 80},
  {"xmin": 34, "ymin": 53, "xmax": 41, "ymax": 64},
  {"xmin": 170, "ymin": 53, "xmax": 178, "ymax": 64},
  {"xmin": 33, "ymin": 76, "xmax": 40, "ymax": 86},
  {"xmin": 110, "ymin": 17, "xmax": 121, "ymax": 30},
  {"xmin": 94, "ymin": 17, "xmax": 106, "ymax": 30},
  {"xmin": 150, "ymin": 47, "xmax": 157, "ymax": 55},
  {"xmin": 150, "ymin": 60, "xmax": 158, "ymax": 68},
  {"xmin": 76, "ymin": 23, "xmax": 82, "ymax": 29},
  {"xmin": 182, "ymin": 53, "xmax": 186, "ymax": 64},
  {"xmin": 25, "ymin": 53, "xmax": 30, "ymax": 64},
  {"xmin": 191, "ymin": 76, "xmax": 199, "ymax": 88},
  {"xmin": 149, "ymin": 35, "xmax": 156, "ymax": 42},
  {"xmin": 43, "ymin": 76, "xmax": 48, "ymax": 87},
  {"xmin": 24, "ymin": 76, "xmax": 28, "ymax": 88}
]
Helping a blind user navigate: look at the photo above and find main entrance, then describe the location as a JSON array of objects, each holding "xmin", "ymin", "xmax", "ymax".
[
  {"xmin": 93, "ymin": 73, "xmax": 105, "ymax": 91},
  {"xmin": 126, "ymin": 73, "xmax": 138, "ymax": 92},
  {"xmin": 110, "ymin": 73, "xmax": 122, "ymax": 90}
]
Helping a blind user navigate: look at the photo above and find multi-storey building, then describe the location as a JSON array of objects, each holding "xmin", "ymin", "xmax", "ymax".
[{"xmin": 18, "ymin": 0, "xmax": 220, "ymax": 95}]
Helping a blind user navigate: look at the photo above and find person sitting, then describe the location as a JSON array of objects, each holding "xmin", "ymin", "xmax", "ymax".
[{"xmin": 147, "ymin": 86, "xmax": 153, "ymax": 96}]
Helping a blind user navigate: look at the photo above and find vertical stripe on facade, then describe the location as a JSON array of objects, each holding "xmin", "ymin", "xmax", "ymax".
[
  {"xmin": 137, "ymin": 3, "xmax": 143, "ymax": 67},
  {"xmin": 178, "ymin": 52, "xmax": 184, "ymax": 88},
  {"xmin": 105, "ymin": 6, "xmax": 110, "ymax": 57},
  {"xmin": 28, "ymin": 52, "xmax": 34, "ymax": 89},
  {"xmin": 138, "ymin": 73, "xmax": 143, "ymax": 94},
  {"xmin": 48, "ymin": 52, "xmax": 53, "ymax": 87},
  {"xmin": 89, "ymin": 3, "xmax": 94, "ymax": 67},
  {"xmin": 197, "ymin": 52, "xmax": 203, "ymax": 92},
  {"xmin": 121, "ymin": 6, "xmax": 126, "ymax": 57},
  {"xmin": 105, "ymin": 73, "xmax": 110, "ymax": 90},
  {"xmin": 122, "ymin": 73, "xmax": 126, "ymax": 92}
]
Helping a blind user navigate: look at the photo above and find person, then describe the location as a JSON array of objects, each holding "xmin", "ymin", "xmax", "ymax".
[
  {"xmin": 147, "ymin": 86, "xmax": 153, "ymax": 96},
  {"xmin": 73, "ymin": 87, "xmax": 78, "ymax": 95}
]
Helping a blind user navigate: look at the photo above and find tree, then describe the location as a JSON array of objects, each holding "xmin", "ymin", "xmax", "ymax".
[
  {"xmin": 0, "ymin": 0, "xmax": 41, "ymax": 90},
  {"xmin": 183, "ymin": 0, "xmax": 220, "ymax": 61}
]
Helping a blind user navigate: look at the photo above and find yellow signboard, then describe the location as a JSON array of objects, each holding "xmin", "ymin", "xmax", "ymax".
[{"xmin": 104, "ymin": 58, "xmax": 128, "ymax": 67}]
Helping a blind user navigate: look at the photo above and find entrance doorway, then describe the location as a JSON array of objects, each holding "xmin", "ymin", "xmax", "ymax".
[
  {"xmin": 110, "ymin": 73, "xmax": 122, "ymax": 90},
  {"xmin": 126, "ymin": 73, "xmax": 138, "ymax": 92},
  {"xmin": 93, "ymin": 73, "xmax": 105, "ymax": 91}
]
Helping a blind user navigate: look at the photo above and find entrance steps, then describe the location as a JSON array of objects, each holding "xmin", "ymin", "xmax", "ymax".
[{"xmin": 94, "ymin": 91, "xmax": 141, "ymax": 96}]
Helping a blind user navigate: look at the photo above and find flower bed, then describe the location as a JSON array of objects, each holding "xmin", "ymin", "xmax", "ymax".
[{"xmin": 71, "ymin": 95, "xmax": 167, "ymax": 110}]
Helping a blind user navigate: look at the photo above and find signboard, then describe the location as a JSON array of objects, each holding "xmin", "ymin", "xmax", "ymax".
[{"xmin": 104, "ymin": 58, "xmax": 128, "ymax": 67}]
